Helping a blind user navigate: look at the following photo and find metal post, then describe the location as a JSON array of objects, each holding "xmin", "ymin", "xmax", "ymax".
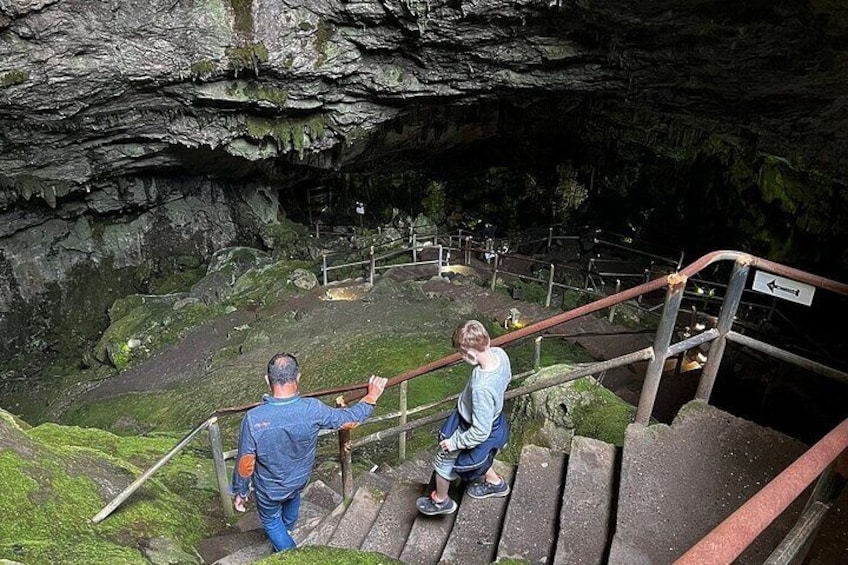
[
  {"xmin": 609, "ymin": 279, "xmax": 621, "ymax": 322},
  {"xmin": 369, "ymin": 246, "xmax": 375, "ymax": 285},
  {"xmin": 338, "ymin": 428, "xmax": 354, "ymax": 500},
  {"xmin": 534, "ymin": 336, "xmax": 542, "ymax": 371},
  {"xmin": 399, "ymin": 381, "xmax": 408, "ymax": 461},
  {"xmin": 412, "ymin": 233, "xmax": 418, "ymax": 262},
  {"xmin": 465, "ymin": 237, "xmax": 472, "ymax": 265},
  {"xmin": 208, "ymin": 418, "xmax": 234, "ymax": 518},
  {"xmin": 546, "ymin": 263, "xmax": 555, "ymax": 307},
  {"xmin": 638, "ymin": 269, "xmax": 649, "ymax": 304},
  {"xmin": 315, "ymin": 223, "xmax": 320, "ymax": 238},
  {"xmin": 491, "ymin": 253, "xmax": 499, "ymax": 291},
  {"xmin": 547, "ymin": 226, "xmax": 554, "ymax": 250},
  {"xmin": 408, "ymin": 225, "xmax": 413, "ymax": 244},
  {"xmin": 585, "ymin": 258, "xmax": 594, "ymax": 290},
  {"xmin": 322, "ymin": 253, "xmax": 328, "ymax": 286},
  {"xmin": 635, "ymin": 274, "xmax": 687, "ymax": 424},
  {"xmin": 437, "ymin": 245, "xmax": 443, "ymax": 274},
  {"xmin": 335, "ymin": 397, "xmax": 354, "ymax": 500},
  {"xmin": 696, "ymin": 259, "xmax": 751, "ymax": 402}
]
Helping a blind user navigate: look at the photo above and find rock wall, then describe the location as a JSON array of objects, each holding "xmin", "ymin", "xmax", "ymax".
[{"xmin": 0, "ymin": 177, "xmax": 281, "ymax": 373}]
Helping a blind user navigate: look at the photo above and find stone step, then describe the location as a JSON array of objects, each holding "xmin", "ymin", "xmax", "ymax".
[
  {"xmin": 209, "ymin": 498, "xmax": 329, "ymax": 564},
  {"xmin": 608, "ymin": 400, "xmax": 809, "ymax": 564},
  {"xmin": 384, "ymin": 452, "xmax": 436, "ymax": 484},
  {"xmin": 301, "ymin": 479, "xmax": 344, "ymax": 512},
  {"xmin": 327, "ymin": 484, "xmax": 387, "ymax": 549},
  {"xmin": 439, "ymin": 461, "xmax": 515, "ymax": 565},
  {"xmin": 361, "ymin": 481, "xmax": 427, "ymax": 558},
  {"xmin": 211, "ymin": 540, "xmax": 272, "ymax": 565},
  {"xmin": 229, "ymin": 498, "xmax": 328, "ymax": 538},
  {"xmin": 301, "ymin": 498, "xmax": 348, "ymax": 547},
  {"xmin": 199, "ymin": 529, "xmax": 267, "ymax": 565},
  {"xmin": 553, "ymin": 436, "xmax": 618, "ymax": 565},
  {"xmin": 496, "ymin": 444, "xmax": 567, "ymax": 564},
  {"xmin": 327, "ymin": 470, "xmax": 394, "ymax": 500},
  {"xmin": 399, "ymin": 482, "xmax": 464, "ymax": 565}
]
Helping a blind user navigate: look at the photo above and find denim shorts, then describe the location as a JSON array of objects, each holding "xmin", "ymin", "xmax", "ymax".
[{"xmin": 432, "ymin": 448, "xmax": 461, "ymax": 481}]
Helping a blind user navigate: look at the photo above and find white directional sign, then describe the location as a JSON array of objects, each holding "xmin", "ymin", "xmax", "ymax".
[{"xmin": 752, "ymin": 271, "xmax": 815, "ymax": 306}]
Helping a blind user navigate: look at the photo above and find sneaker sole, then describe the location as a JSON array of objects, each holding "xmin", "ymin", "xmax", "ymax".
[{"xmin": 466, "ymin": 486, "xmax": 511, "ymax": 500}]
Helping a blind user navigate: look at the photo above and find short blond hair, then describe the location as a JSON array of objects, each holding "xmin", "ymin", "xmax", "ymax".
[{"xmin": 453, "ymin": 319, "xmax": 490, "ymax": 351}]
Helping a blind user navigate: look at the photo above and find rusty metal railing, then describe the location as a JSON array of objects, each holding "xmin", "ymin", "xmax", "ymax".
[
  {"xmin": 91, "ymin": 250, "xmax": 848, "ymax": 529},
  {"xmin": 674, "ymin": 418, "xmax": 848, "ymax": 565}
]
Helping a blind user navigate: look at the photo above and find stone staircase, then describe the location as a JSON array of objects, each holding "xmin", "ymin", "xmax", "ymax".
[{"xmin": 201, "ymin": 401, "xmax": 844, "ymax": 564}]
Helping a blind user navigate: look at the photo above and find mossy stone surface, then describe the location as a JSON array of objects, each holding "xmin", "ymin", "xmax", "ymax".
[
  {"xmin": 0, "ymin": 409, "xmax": 217, "ymax": 565},
  {"xmin": 256, "ymin": 546, "xmax": 403, "ymax": 564},
  {"xmin": 512, "ymin": 370, "xmax": 637, "ymax": 449}
]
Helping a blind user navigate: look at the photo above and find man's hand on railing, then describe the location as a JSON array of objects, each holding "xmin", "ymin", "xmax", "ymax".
[{"xmin": 363, "ymin": 375, "xmax": 388, "ymax": 404}]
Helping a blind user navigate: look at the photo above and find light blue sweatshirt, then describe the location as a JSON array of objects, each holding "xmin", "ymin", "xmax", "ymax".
[{"xmin": 446, "ymin": 346, "xmax": 512, "ymax": 451}]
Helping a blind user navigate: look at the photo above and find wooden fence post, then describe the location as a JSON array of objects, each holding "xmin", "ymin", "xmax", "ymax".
[{"xmin": 546, "ymin": 263, "xmax": 555, "ymax": 307}]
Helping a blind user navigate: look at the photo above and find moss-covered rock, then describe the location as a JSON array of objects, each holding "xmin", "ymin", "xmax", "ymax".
[
  {"xmin": 0, "ymin": 70, "xmax": 29, "ymax": 87},
  {"xmin": 0, "ymin": 409, "xmax": 218, "ymax": 565},
  {"xmin": 511, "ymin": 370, "xmax": 637, "ymax": 450},
  {"xmin": 256, "ymin": 546, "xmax": 403, "ymax": 565},
  {"xmin": 94, "ymin": 296, "xmax": 214, "ymax": 371}
]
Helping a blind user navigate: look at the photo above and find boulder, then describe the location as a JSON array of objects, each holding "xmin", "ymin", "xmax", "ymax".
[{"xmin": 288, "ymin": 268, "xmax": 318, "ymax": 290}]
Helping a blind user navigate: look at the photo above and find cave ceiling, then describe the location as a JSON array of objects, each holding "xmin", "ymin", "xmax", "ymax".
[{"xmin": 0, "ymin": 0, "xmax": 847, "ymax": 211}]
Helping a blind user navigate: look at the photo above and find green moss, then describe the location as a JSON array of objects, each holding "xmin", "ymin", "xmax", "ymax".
[
  {"xmin": 226, "ymin": 259, "xmax": 312, "ymax": 308},
  {"xmin": 243, "ymin": 82, "xmax": 288, "ymax": 106},
  {"xmin": 246, "ymin": 115, "xmax": 328, "ymax": 156},
  {"xmin": 28, "ymin": 424, "xmax": 218, "ymax": 494},
  {"xmin": 760, "ymin": 155, "xmax": 802, "ymax": 214},
  {"xmin": 0, "ymin": 415, "xmax": 216, "ymax": 565},
  {"xmin": 225, "ymin": 43, "xmax": 268, "ymax": 74},
  {"xmin": 150, "ymin": 265, "xmax": 207, "ymax": 295},
  {"xmin": 256, "ymin": 546, "xmax": 403, "ymax": 565},
  {"xmin": 422, "ymin": 181, "xmax": 446, "ymax": 223},
  {"xmin": 94, "ymin": 298, "xmax": 215, "ymax": 371},
  {"xmin": 190, "ymin": 60, "xmax": 216, "ymax": 80},
  {"xmin": 567, "ymin": 377, "xmax": 636, "ymax": 446},
  {"xmin": 0, "ymin": 70, "xmax": 29, "ymax": 87},
  {"xmin": 313, "ymin": 20, "xmax": 334, "ymax": 66},
  {"xmin": 228, "ymin": 0, "xmax": 254, "ymax": 37}
]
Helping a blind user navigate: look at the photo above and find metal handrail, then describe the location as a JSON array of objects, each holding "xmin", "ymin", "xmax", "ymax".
[
  {"xmin": 91, "ymin": 250, "xmax": 848, "ymax": 525},
  {"xmin": 674, "ymin": 417, "xmax": 848, "ymax": 564}
]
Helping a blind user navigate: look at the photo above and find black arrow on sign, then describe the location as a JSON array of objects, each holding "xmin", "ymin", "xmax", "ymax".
[{"xmin": 767, "ymin": 279, "xmax": 800, "ymax": 296}]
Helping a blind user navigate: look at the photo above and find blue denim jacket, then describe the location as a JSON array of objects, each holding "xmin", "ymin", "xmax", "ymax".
[{"xmin": 231, "ymin": 394, "xmax": 374, "ymax": 501}]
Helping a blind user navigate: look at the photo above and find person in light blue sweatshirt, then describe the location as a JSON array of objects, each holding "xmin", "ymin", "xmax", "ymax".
[
  {"xmin": 231, "ymin": 353, "xmax": 387, "ymax": 551},
  {"xmin": 417, "ymin": 320, "xmax": 512, "ymax": 515}
]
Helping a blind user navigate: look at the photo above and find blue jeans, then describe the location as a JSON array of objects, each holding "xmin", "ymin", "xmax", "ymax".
[{"xmin": 255, "ymin": 491, "xmax": 301, "ymax": 552}]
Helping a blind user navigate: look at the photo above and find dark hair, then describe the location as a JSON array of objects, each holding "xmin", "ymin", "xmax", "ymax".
[{"xmin": 267, "ymin": 353, "xmax": 299, "ymax": 385}]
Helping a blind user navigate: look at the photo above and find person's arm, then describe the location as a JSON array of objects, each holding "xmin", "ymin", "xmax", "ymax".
[
  {"xmin": 317, "ymin": 376, "xmax": 387, "ymax": 430},
  {"xmin": 446, "ymin": 387, "xmax": 496, "ymax": 451},
  {"xmin": 231, "ymin": 416, "xmax": 256, "ymax": 509}
]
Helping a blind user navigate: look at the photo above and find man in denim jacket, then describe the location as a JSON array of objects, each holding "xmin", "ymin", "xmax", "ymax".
[{"xmin": 231, "ymin": 353, "xmax": 387, "ymax": 551}]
